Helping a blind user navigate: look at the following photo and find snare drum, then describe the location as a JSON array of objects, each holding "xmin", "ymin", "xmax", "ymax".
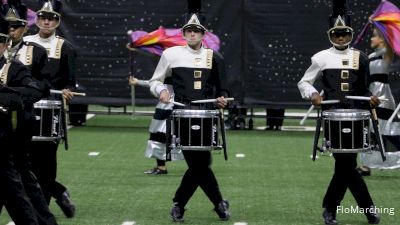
[
  {"xmin": 32, "ymin": 100, "xmax": 63, "ymax": 141},
  {"xmin": 322, "ymin": 109, "xmax": 371, "ymax": 153},
  {"xmin": 169, "ymin": 109, "xmax": 221, "ymax": 151}
]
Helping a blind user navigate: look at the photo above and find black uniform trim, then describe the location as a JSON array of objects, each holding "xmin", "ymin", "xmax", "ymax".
[
  {"xmin": 369, "ymin": 73, "xmax": 389, "ymax": 84},
  {"xmin": 149, "ymin": 132, "xmax": 167, "ymax": 143},
  {"xmin": 369, "ymin": 56, "xmax": 383, "ymax": 62},
  {"xmin": 375, "ymin": 107, "xmax": 395, "ymax": 120},
  {"xmin": 153, "ymin": 108, "xmax": 172, "ymax": 120}
]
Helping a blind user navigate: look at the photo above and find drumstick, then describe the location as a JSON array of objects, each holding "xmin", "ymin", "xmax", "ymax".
[
  {"xmin": 384, "ymin": 102, "xmax": 400, "ymax": 134},
  {"xmin": 300, "ymin": 90, "xmax": 324, "ymax": 125},
  {"xmin": 320, "ymin": 100, "xmax": 340, "ymax": 104},
  {"xmin": 345, "ymin": 95, "xmax": 388, "ymax": 101},
  {"xmin": 169, "ymin": 100, "xmax": 185, "ymax": 107},
  {"xmin": 191, "ymin": 97, "xmax": 234, "ymax": 104},
  {"xmin": 50, "ymin": 89, "xmax": 86, "ymax": 96}
]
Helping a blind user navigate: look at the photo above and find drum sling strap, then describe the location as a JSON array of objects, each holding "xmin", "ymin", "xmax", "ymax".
[
  {"xmin": 312, "ymin": 112, "xmax": 322, "ymax": 161},
  {"xmin": 371, "ymin": 109, "xmax": 387, "ymax": 161}
]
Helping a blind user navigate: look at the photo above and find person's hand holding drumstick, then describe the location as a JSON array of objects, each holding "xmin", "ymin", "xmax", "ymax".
[
  {"xmin": 311, "ymin": 92, "xmax": 323, "ymax": 106},
  {"xmin": 62, "ymin": 89, "xmax": 74, "ymax": 101}
]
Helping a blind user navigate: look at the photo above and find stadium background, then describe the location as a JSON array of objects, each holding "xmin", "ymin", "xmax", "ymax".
[{"xmin": 24, "ymin": 0, "xmax": 400, "ymax": 105}]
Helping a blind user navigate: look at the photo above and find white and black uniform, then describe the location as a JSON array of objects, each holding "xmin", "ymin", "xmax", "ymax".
[
  {"xmin": 360, "ymin": 48, "xmax": 400, "ymax": 169},
  {"xmin": 299, "ymin": 47, "xmax": 370, "ymax": 108},
  {"xmin": 24, "ymin": 33, "xmax": 75, "ymax": 90},
  {"xmin": 298, "ymin": 46, "xmax": 375, "ymax": 216},
  {"xmin": 135, "ymin": 80, "xmax": 183, "ymax": 161},
  {"xmin": 149, "ymin": 45, "xmax": 228, "ymax": 210}
]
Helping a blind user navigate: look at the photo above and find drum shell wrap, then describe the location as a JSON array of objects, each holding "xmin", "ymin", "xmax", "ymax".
[
  {"xmin": 323, "ymin": 109, "xmax": 371, "ymax": 153},
  {"xmin": 32, "ymin": 100, "xmax": 63, "ymax": 141},
  {"xmin": 170, "ymin": 109, "xmax": 221, "ymax": 151}
]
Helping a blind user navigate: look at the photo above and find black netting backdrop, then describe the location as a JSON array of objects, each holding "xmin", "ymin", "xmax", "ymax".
[{"xmin": 24, "ymin": 0, "xmax": 400, "ymax": 105}]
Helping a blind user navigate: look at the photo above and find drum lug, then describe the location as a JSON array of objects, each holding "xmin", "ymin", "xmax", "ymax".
[
  {"xmin": 170, "ymin": 135, "xmax": 181, "ymax": 149},
  {"xmin": 322, "ymin": 138, "xmax": 330, "ymax": 151}
]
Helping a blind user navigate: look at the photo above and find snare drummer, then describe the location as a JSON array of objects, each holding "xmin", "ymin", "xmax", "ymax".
[
  {"xmin": 149, "ymin": 14, "xmax": 230, "ymax": 222},
  {"xmin": 298, "ymin": 6, "xmax": 381, "ymax": 225},
  {"xmin": 0, "ymin": 15, "xmax": 47, "ymax": 224},
  {"xmin": 129, "ymin": 77, "xmax": 183, "ymax": 174},
  {"xmin": 25, "ymin": 1, "xmax": 77, "ymax": 218},
  {"xmin": 2, "ymin": 1, "xmax": 59, "ymax": 224}
]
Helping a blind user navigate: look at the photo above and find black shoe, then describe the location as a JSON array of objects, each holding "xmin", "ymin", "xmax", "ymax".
[
  {"xmin": 170, "ymin": 203, "xmax": 184, "ymax": 222},
  {"xmin": 56, "ymin": 191, "xmax": 76, "ymax": 218},
  {"xmin": 322, "ymin": 208, "xmax": 337, "ymax": 225},
  {"xmin": 356, "ymin": 166, "xmax": 371, "ymax": 176},
  {"xmin": 366, "ymin": 206, "xmax": 380, "ymax": 224},
  {"xmin": 144, "ymin": 167, "xmax": 168, "ymax": 175},
  {"xmin": 214, "ymin": 199, "xmax": 230, "ymax": 221}
]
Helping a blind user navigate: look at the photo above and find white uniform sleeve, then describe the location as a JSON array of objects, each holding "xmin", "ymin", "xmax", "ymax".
[
  {"xmin": 136, "ymin": 79, "xmax": 150, "ymax": 87},
  {"xmin": 297, "ymin": 57, "xmax": 321, "ymax": 99},
  {"xmin": 149, "ymin": 53, "xmax": 171, "ymax": 97}
]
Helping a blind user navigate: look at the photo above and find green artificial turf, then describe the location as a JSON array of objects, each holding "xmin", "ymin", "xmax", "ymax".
[{"xmin": 1, "ymin": 115, "xmax": 399, "ymax": 225}]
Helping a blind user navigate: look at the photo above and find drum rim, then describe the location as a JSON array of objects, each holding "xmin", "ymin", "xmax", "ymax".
[
  {"xmin": 327, "ymin": 147, "xmax": 372, "ymax": 153},
  {"xmin": 172, "ymin": 109, "xmax": 220, "ymax": 117},
  {"xmin": 323, "ymin": 109, "xmax": 370, "ymax": 120},
  {"xmin": 34, "ymin": 100, "xmax": 62, "ymax": 108}
]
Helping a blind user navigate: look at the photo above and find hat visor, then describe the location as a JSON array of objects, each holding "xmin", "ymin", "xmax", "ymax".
[
  {"xmin": 327, "ymin": 26, "xmax": 353, "ymax": 34},
  {"xmin": 8, "ymin": 20, "xmax": 27, "ymax": 27},
  {"xmin": 37, "ymin": 11, "xmax": 61, "ymax": 19},
  {"xmin": 182, "ymin": 24, "xmax": 206, "ymax": 32}
]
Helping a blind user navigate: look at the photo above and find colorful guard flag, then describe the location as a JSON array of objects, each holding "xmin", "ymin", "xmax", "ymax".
[
  {"xmin": 354, "ymin": 0, "xmax": 400, "ymax": 56},
  {"xmin": 128, "ymin": 26, "xmax": 220, "ymax": 56}
]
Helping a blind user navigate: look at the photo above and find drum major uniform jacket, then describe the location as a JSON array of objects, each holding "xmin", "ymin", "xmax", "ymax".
[
  {"xmin": 149, "ymin": 45, "xmax": 228, "ymax": 103},
  {"xmin": 298, "ymin": 47, "xmax": 371, "ymax": 109},
  {"xmin": 24, "ymin": 33, "xmax": 76, "ymax": 90}
]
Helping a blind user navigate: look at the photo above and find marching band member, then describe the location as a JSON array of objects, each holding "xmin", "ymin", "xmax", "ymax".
[
  {"xmin": 148, "ymin": 14, "xmax": 230, "ymax": 222},
  {"xmin": 129, "ymin": 77, "xmax": 183, "ymax": 175},
  {"xmin": 2, "ymin": 0, "xmax": 58, "ymax": 223},
  {"xmin": 358, "ymin": 27, "xmax": 400, "ymax": 175},
  {"xmin": 24, "ymin": 0, "xmax": 77, "ymax": 218},
  {"xmin": 0, "ymin": 14, "xmax": 44, "ymax": 225},
  {"xmin": 297, "ymin": 4, "xmax": 381, "ymax": 224}
]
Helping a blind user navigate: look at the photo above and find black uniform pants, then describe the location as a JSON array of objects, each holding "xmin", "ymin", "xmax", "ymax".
[
  {"xmin": 14, "ymin": 150, "xmax": 58, "ymax": 225},
  {"xmin": 0, "ymin": 155, "xmax": 39, "ymax": 225},
  {"xmin": 30, "ymin": 141, "xmax": 67, "ymax": 203},
  {"xmin": 323, "ymin": 153, "xmax": 374, "ymax": 213},
  {"xmin": 172, "ymin": 150, "xmax": 223, "ymax": 208},
  {"xmin": 266, "ymin": 108, "xmax": 285, "ymax": 127}
]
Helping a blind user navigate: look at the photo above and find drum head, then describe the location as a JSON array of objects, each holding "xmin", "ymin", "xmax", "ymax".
[{"xmin": 323, "ymin": 109, "xmax": 370, "ymax": 120}]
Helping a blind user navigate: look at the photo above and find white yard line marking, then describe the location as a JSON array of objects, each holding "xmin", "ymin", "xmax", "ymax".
[
  {"xmin": 88, "ymin": 152, "xmax": 100, "ymax": 156},
  {"xmin": 234, "ymin": 222, "xmax": 248, "ymax": 225},
  {"xmin": 235, "ymin": 153, "xmax": 246, "ymax": 158},
  {"xmin": 121, "ymin": 221, "xmax": 136, "ymax": 225},
  {"xmin": 86, "ymin": 113, "xmax": 95, "ymax": 120}
]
